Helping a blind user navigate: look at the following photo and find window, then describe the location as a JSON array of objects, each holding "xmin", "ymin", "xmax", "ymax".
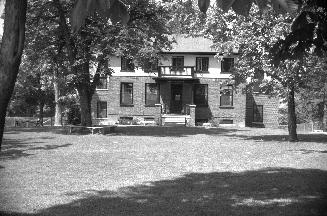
[
  {"xmin": 219, "ymin": 119, "xmax": 233, "ymax": 124},
  {"xmin": 121, "ymin": 57, "xmax": 134, "ymax": 72},
  {"xmin": 196, "ymin": 57, "xmax": 209, "ymax": 72},
  {"xmin": 97, "ymin": 101, "xmax": 107, "ymax": 118},
  {"xmin": 221, "ymin": 57, "xmax": 234, "ymax": 73},
  {"xmin": 144, "ymin": 60, "xmax": 158, "ymax": 72},
  {"xmin": 220, "ymin": 85, "xmax": 233, "ymax": 106},
  {"xmin": 96, "ymin": 76, "xmax": 108, "ymax": 89},
  {"xmin": 145, "ymin": 83, "xmax": 159, "ymax": 106},
  {"xmin": 194, "ymin": 84, "xmax": 208, "ymax": 106},
  {"xmin": 253, "ymin": 104, "xmax": 263, "ymax": 122},
  {"xmin": 120, "ymin": 83, "xmax": 133, "ymax": 106},
  {"xmin": 172, "ymin": 56, "xmax": 184, "ymax": 71}
]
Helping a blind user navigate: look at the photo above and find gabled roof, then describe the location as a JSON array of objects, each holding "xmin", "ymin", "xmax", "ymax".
[{"xmin": 163, "ymin": 35, "xmax": 216, "ymax": 54}]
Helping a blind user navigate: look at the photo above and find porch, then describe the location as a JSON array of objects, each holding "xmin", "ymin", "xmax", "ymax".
[{"xmin": 153, "ymin": 71, "xmax": 199, "ymax": 126}]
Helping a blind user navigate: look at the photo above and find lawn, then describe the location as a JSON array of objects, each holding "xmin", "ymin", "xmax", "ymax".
[{"xmin": 0, "ymin": 126, "xmax": 327, "ymax": 216}]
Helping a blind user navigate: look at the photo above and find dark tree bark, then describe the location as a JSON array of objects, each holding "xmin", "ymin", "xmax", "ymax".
[
  {"xmin": 77, "ymin": 86, "xmax": 92, "ymax": 126},
  {"xmin": 287, "ymin": 83, "xmax": 298, "ymax": 142},
  {"xmin": 39, "ymin": 101, "xmax": 44, "ymax": 126},
  {"xmin": 0, "ymin": 0, "xmax": 27, "ymax": 149}
]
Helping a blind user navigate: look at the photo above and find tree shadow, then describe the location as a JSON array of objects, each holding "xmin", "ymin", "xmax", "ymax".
[
  {"xmin": 108, "ymin": 126, "xmax": 243, "ymax": 137},
  {"xmin": 0, "ymin": 138, "xmax": 35, "ymax": 160},
  {"xmin": 288, "ymin": 149, "xmax": 327, "ymax": 154},
  {"xmin": 5, "ymin": 125, "xmax": 245, "ymax": 137},
  {"xmin": 225, "ymin": 133, "xmax": 327, "ymax": 144},
  {"xmin": 0, "ymin": 137, "xmax": 72, "ymax": 160},
  {"xmin": 1, "ymin": 167, "xmax": 327, "ymax": 216},
  {"xmin": 28, "ymin": 143, "xmax": 73, "ymax": 151},
  {"xmin": 4, "ymin": 127, "xmax": 66, "ymax": 135}
]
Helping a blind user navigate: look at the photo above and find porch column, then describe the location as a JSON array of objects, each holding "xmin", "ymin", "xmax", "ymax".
[
  {"xmin": 155, "ymin": 104, "xmax": 162, "ymax": 126},
  {"xmin": 186, "ymin": 104, "xmax": 196, "ymax": 127}
]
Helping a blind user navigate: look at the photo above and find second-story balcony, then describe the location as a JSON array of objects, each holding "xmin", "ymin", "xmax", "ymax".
[{"xmin": 158, "ymin": 66, "xmax": 195, "ymax": 78}]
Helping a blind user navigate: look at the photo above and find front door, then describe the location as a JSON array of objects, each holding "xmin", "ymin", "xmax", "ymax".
[{"xmin": 170, "ymin": 83, "xmax": 183, "ymax": 114}]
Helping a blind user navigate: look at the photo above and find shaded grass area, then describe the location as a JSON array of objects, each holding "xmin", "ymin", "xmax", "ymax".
[
  {"xmin": 111, "ymin": 126, "xmax": 243, "ymax": 137},
  {"xmin": 225, "ymin": 133, "xmax": 327, "ymax": 144},
  {"xmin": 1, "ymin": 168, "xmax": 327, "ymax": 216},
  {"xmin": 4, "ymin": 126, "xmax": 242, "ymax": 137},
  {"xmin": 1, "ymin": 136, "xmax": 72, "ymax": 160}
]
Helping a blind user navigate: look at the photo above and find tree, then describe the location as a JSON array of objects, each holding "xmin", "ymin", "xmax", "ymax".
[
  {"xmin": 203, "ymin": 4, "xmax": 315, "ymax": 141},
  {"xmin": 54, "ymin": 0, "xmax": 173, "ymax": 126},
  {"xmin": 295, "ymin": 56, "xmax": 327, "ymax": 130},
  {"xmin": 0, "ymin": 0, "xmax": 129, "ymax": 148},
  {"xmin": 0, "ymin": 0, "xmax": 27, "ymax": 148},
  {"xmin": 273, "ymin": 1, "xmax": 327, "ymax": 62},
  {"xmin": 8, "ymin": 61, "xmax": 55, "ymax": 121}
]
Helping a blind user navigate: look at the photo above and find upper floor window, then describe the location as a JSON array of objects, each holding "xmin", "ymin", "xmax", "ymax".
[
  {"xmin": 97, "ymin": 101, "xmax": 107, "ymax": 118},
  {"xmin": 145, "ymin": 83, "xmax": 159, "ymax": 106},
  {"xmin": 194, "ymin": 84, "xmax": 208, "ymax": 106},
  {"xmin": 221, "ymin": 57, "xmax": 234, "ymax": 73},
  {"xmin": 220, "ymin": 85, "xmax": 233, "ymax": 106},
  {"xmin": 253, "ymin": 104, "xmax": 263, "ymax": 122},
  {"xmin": 144, "ymin": 60, "xmax": 158, "ymax": 72},
  {"xmin": 196, "ymin": 57, "xmax": 209, "ymax": 72},
  {"xmin": 121, "ymin": 57, "xmax": 135, "ymax": 72},
  {"xmin": 172, "ymin": 56, "xmax": 184, "ymax": 71},
  {"xmin": 120, "ymin": 82, "xmax": 133, "ymax": 106},
  {"xmin": 96, "ymin": 76, "xmax": 108, "ymax": 90}
]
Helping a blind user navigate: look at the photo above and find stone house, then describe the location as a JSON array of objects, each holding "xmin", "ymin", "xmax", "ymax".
[{"xmin": 91, "ymin": 35, "xmax": 279, "ymax": 127}]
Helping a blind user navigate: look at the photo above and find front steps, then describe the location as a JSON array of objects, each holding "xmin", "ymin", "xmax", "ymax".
[{"xmin": 161, "ymin": 114, "xmax": 191, "ymax": 126}]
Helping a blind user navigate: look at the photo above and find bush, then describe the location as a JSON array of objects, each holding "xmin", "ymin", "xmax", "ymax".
[{"xmin": 208, "ymin": 118, "xmax": 220, "ymax": 127}]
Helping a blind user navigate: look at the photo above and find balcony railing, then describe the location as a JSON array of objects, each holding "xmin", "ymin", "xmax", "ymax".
[{"xmin": 158, "ymin": 66, "xmax": 195, "ymax": 78}]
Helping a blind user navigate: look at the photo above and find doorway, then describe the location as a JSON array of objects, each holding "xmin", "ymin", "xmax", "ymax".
[{"xmin": 170, "ymin": 83, "xmax": 183, "ymax": 114}]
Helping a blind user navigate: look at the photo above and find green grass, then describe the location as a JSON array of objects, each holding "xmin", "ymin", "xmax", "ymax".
[{"xmin": 0, "ymin": 126, "xmax": 327, "ymax": 215}]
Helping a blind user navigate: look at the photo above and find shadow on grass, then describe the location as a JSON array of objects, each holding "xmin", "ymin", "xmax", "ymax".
[
  {"xmin": 5, "ymin": 126, "xmax": 243, "ymax": 137},
  {"xmin": 0, "ymin": 137, "xmax": 73, "ymax": 160},
  {"xmin": 0, "ymin": 138, "xmax": 35, "ymax": 160},
  {"xmin": 4, "ymin": 127, "xmax": 67, "ymax": 135},
  {"xmin": 1, "ymin": 168, "xmax": 327, "ymax": 216},
  {"xmin": 225, "ymin": 133, "xmax": 327, "ymax": 144},
  {"xmin": 109, "ymin": 126, "xmax": 242, "ymax": 137},
  {"xmin": 289, "ymin": 149, "xmax": 327, "ymax": 154}
]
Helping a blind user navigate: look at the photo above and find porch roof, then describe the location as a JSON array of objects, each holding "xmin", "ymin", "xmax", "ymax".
[{"xmin": 153, "ymin": 77, "xmax": 199, "ymax": 82}]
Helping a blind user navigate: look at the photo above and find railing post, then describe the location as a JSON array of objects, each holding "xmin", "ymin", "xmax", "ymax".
[
  {"xmin": 155, "ymin": 104, "xmax": 162, "ymax": 126},
  {"xmin": 186, "ymin": 104, "xmax": 196, "ymax": 127}
]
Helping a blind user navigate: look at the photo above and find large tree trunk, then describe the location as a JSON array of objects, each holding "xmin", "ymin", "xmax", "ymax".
[
  {"xmin": 53, "ymin": 74, "xmax": 62, "ymax": 126},
  {"xmin": 77, "ymin": 87, "xmax": 92, "ymax": 126},
  {"xmin": 0, "ymin": 0, "xmax": 27, "ymax": 149},
  {"xmin": 39, "ymin": 101, "xmax": 44, "ymax": 126},
  {"xmin": 287, "ymin": 83, "xmax": 298, "ymax": 142}
]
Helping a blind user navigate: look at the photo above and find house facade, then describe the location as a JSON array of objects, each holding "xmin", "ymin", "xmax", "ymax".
[{"xmin": 91, "ymin": 35, "xmax": 279, "ymax": 127}]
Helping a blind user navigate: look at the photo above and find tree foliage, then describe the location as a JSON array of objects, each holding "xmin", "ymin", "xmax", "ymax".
[{"xmin": 273, "ymin": 1, "xmax": 327, "ymax": 62}]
